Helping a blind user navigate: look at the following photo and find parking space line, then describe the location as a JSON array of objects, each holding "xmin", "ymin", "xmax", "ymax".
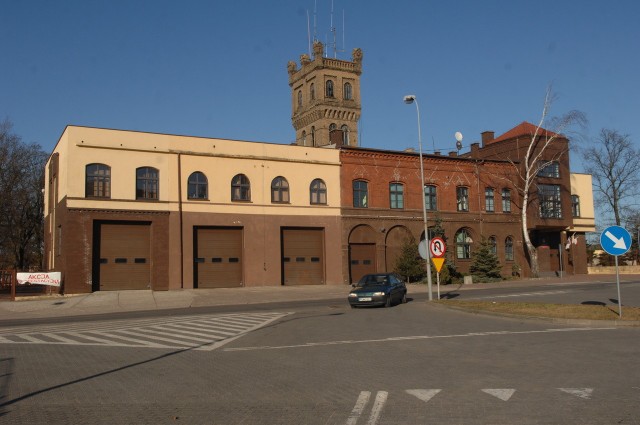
[{"xmin": 225, "ymin": 327, "xmax": 617, "ymax": 352}]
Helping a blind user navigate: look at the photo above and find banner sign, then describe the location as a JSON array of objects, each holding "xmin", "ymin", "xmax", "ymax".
[{"xmin": 17, "ymin": 272, "xmax": 61, "ymax": 287}]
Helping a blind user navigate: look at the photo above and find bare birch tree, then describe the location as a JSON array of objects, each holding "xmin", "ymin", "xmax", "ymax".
[
  {"xmin": 583, "ymin": 129, "xmax": 640, "ymax": 226},
  {"xmin": 514, "ymin": 87, "xmax": 586, "ymax": 277}
]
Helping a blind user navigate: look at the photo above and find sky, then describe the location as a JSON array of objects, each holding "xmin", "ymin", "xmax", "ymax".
[{"xmin": 2, "ymin": 0, "xmax": 639, "ymax": 174}]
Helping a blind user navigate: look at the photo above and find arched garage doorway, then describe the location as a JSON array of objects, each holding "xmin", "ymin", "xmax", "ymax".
[{"xmin": 385, "ymin": 226, "xmax": 412, "ymax": 273}]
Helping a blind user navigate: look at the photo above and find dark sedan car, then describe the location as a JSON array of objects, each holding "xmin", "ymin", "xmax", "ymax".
[{"xmin": 348, "ymin": 273, "xmax": 407, "ymax": 308}]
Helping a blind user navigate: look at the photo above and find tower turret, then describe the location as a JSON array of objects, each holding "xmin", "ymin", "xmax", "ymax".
[{"xmin": 288, "ymin": 41, "xmax": 362, "ymax": 147}]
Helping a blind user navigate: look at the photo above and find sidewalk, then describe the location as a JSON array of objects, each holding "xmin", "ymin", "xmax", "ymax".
[{"xmin": 0, "ymin": 274, "xmax": 634, "ymax": 321}]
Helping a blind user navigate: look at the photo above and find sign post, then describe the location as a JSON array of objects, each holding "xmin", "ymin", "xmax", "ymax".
[
  {"xmin": 429, "ymin": 237, "xmax": 446, "ymax": 300},
  {"xmin": 600, "ymin": 225, "xmax": 632, "ymax": 318}
]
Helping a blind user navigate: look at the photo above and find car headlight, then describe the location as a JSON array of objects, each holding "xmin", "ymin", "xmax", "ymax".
[
  {"xmin": 372, "ymin": 292, "xmax": 385, "ymax": 296},
  {"xmin": 348, "ymin": 293, "xmax": 358, "ymax": 298}
]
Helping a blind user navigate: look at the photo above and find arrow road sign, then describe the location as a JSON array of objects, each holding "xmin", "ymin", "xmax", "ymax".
[
  {"xmin": 429, "ymin": 237, "xmax": 446, "ymax": 258},
  {"xmin": 600, "ymin": 225, "xmax": 632, "ymax": 256}
]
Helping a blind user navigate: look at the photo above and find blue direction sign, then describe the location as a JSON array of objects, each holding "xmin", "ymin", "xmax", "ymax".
[{"xmin": 600, "ymin": 225, "xmax": 632, "ymax": 256}]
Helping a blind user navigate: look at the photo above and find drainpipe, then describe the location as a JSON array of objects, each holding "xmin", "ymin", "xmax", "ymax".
[{"xmin": 178, "ymin": 153, "xmax": 184, "ymax": 289}]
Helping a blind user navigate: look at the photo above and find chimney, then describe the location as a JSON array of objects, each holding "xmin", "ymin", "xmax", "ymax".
[
  {"xmin": 448, "ymin": 151, "xmax": 457, "ymax": 157},
  {"xmin": 481, "ymin": 131, "xmax": 494, "ymax": 147},
  {"xmin": 470, "ymin": 142, "xmax": 480, "ymax": 158}
]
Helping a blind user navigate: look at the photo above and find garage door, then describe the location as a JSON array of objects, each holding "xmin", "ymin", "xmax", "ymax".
[
  {"xmin": 99, "ymin": 223, "xmax": 151, "ymax": 291},
  {"xmin": 195, "ymin": 228, "xmax": 243, "ymax": 288},
  {"xmin": 282, "ymin": 229, "xmax": 324, "ymax": 285},
  {"xmin": 349, "ymin": 243, "xmax": 376, "ymax": 284}
]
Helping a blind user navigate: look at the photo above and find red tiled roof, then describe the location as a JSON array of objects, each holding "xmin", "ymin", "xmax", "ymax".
[{"xmin": 489, "ymin": 121, "xmax": 560, "ymax": 144}]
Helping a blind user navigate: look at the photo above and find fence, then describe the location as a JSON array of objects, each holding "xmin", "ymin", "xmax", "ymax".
[{"xmin": 0, "ymin": 270, "xmax": 52, "ymax": 300}]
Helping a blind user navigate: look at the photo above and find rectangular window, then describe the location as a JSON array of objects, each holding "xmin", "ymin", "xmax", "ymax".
[
  {"xmin": 389, "ymin": 183, "xmax": 404, "ymax": 209},
  {"xmin": 485, "ymin": 188, "xmax": 495, "ymax": 212},
  {"xmin": 538, "ymin": 184, "xmax": 562, "ymax": 218},
  {"xmin": 425, "ymin": 185, "xmax": 437, "ymax": 211},
  {"xmin": 134, "ymin": 258, "xmax": 146, "ymax": 264},
  {"xmin": 353, "ymin": 180, "xmax": 368, "ymax": 208},
  {"xmin": 457, "ymin": 187, "xmax": 469, "ymax": 212},
  {"xmin": 502, "ymin": 189, "xmax": 511, "ymax": 213},
  {"xmin": 115, "ymin": 258, "xmax": 127, "ymax": 264},
  {"xmin": 572, "ymin": 195, "xmax": 581, "ymax": 217},
  {"xmin": 538, "ymin": 161, "xmax": 560, "ymax": 178}
]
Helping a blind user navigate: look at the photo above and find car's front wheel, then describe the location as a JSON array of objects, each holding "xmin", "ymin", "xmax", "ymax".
[
  {"xmin": 401, "ymin": 293, "xmax": 407, "ymax": 304},
  {"xmin": 385, "ymin": 295, "xmax": 392, "ymax": 308}
]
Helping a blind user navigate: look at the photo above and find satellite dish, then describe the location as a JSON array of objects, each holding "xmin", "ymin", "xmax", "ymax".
[{"xmin": 455, "ymin": 132, "xmax": 463, "ymax": 151}]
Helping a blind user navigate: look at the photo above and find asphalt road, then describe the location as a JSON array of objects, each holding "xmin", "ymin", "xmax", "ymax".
[{"xmin": 1, "ymin": 287, "xmax": 639, "ymax": 424}]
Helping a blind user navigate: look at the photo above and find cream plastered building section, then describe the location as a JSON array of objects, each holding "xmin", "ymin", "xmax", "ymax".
[{"xmin": 46, "ymin": 126, "xmax": 342, "ymax": 216}]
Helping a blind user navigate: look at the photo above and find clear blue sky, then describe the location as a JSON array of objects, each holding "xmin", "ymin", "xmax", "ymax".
[{"xmin": 3, "ymin": 0, "xmax": 639, "ymax": 173}]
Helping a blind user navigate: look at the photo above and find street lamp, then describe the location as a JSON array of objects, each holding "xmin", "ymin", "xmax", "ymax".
[{"xmin": 403, "ymin": 94, "xmax": 433, "ymax": 301}]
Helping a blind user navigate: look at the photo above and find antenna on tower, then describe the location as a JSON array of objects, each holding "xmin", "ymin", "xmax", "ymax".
[
  {"xmin": 330, "ymin": 0, "xmax": 336, "ymax": 58},
  {"xmin": 307, "ymin": 10, "xmax": 312, "ymax": 56}
]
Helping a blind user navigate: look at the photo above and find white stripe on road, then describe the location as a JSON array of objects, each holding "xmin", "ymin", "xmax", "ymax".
[
  {"xmin": 225, "ymin": 327, "xmax": 617, "ymax": 352},
  {"xmin": 367, "ymin": 391, "xmax": 388, "ymax": 425},
  {"xmin": 346, "ymin": 391, "xmax": 370, "ymax": 425},
  {"xmin": 345, "ymin": 391, "xmax": 388, "ymax": 425},
  {"xmin": 469, "ymin": 290, "xmax": 570, "ymax": 300}
]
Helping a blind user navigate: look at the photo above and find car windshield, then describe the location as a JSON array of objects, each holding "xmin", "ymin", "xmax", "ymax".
[{"xmin": 357, "ymin": 275, "xmax": 391, "ymax": 286}]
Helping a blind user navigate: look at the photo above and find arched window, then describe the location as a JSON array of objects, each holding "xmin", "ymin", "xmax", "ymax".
[
  {"xmin": 301, "ymin": 130, "xmax": 307, "ymax": 146},
  {"xmin": 310, "ymin": 179, "xmax": 327, "ymax": 205},
  {"xmin": 341, "ymin": 124, "xmax": 349, "ymax": 145},
  {"xmin": 311, "ymin": 126, "xmax": 316, "ymax": 146},
  {"xmin": 136, "ymin": 167, "xmax": 159, "ymax": 200},
  {"xmin": 344, "ymin": 82, "xmax": 352, "ymax": 100},
  {"xmin": 187, "ymin": 171, "xmax": 208, "ymax": 200},
  {"xmin": 271, "ymin": 176, "xmax": 290, "ymax": 203},
  {"xmin": 310, "ymin": 83, "xmax": 315, "ymax": 100},
  {"xmin": 231, "ymin": 174, "xmax": 251, "ymax": 201},
  {"xmin": 325, "ymin": 80, "xmax": 334, "ymax": 98},
  {"xmin": 85, "ymin": 163, "xmax": 111, "ymax": 198},
  {"xmin": 488, "ymin": 236, "xmax": 497, "ymax": 255},
  {"xmin": 505, "ymin": 236, "xmax": 514, "ymax": 261},
  {"xmin": 297, "ymin": 90, "xmax": 302, "ymax": 108},
  {"xmin": 353, "ymin": 180, "xmax": 368, "ymax": 208},
  {"xmin": 455, "ymin": 229, "xmax": 473, "ymax": 259}
]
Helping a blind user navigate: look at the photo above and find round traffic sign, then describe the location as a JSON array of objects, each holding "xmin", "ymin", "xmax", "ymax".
[
  {"xmin": 600, "ymin": 225, "xmax": 632, "ymax": 256},
  {"xmin": 430, "ymin": 237, "xmax": 446, "ymax": 258}
]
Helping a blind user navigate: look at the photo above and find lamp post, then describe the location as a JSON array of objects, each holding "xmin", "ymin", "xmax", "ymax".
[{"xmin": 403, "ymin": 95, "xmax": 433, "ymax": 301}]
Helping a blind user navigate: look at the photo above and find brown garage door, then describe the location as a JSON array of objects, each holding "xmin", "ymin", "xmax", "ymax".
[
  {"xmin": 349, "ymin": 243, "xmax": 376, "ymax": 283},
  {"xmin": 195, "ymin": 228, "xmax": 243, "ymax": 288},
  {"xmin": 100, "ymin": 223, "xmax": 151, "ymax": 291},
  {"xmin": 282, "ymin": 229, "xmax": 324, "ymax": 285}
]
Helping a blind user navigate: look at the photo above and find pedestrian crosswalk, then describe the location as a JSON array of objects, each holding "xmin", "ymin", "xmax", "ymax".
[{"xmin": 0, "ymin": 312, "xmax": 290, "ymax": 351}]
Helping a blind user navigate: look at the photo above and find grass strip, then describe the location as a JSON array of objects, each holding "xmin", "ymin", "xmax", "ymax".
[{"xmin": 435, "ymin": 300, "xmax": 640, "ymax": 321}]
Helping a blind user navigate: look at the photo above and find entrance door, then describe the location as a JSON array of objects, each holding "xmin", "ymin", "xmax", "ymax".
[
  {"xmin": 349, "ymin": 243, "xmax": 376, "ymax": 283},
  {"xmin": 99, "ymin": 223, "xmax": 151, "ymax": 290},
  {"xmin": 282, "ymin": 228, "xmax": 324, "ymax": 285},
  {"xmin": 195, "ymin": 227, "xmax": 243, "ymax": 288}
]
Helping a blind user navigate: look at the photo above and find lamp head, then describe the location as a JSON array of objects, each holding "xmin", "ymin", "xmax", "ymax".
[{"xmin": 403, "ymin": 95, "xmax": 416, "ymax": 104}]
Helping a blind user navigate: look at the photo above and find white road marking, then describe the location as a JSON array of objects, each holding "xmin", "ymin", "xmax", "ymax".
[
  {"xmin": 225, "ymin": 327, "xmax": 617, "ymax": 352},
  {"xmin": 367, "ymin": 391, "xmax": 388, "ymax": 425},
  {"xmin": 406, "ymin": 389, "xmax": 441, "ymax": 403},
  {"xmin": 482, "ymin": 389, "xmax": 516, "ymax": 401},
  {"xmin": 346, "ymin": 391, "xmax": 370, "ymax": 425},
  {"xmin": 0, "ymin": 312, "xmax": 291, "ymax": 351},
  {"xmin": 469, "ymin": 290, "xmax": 569, "ymax": 300},
  {"xmin": 558, "ymin": 388, "xmax": 594, "ymax": 399}
]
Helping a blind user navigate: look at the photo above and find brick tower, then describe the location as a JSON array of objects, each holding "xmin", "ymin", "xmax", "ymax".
[{"xmin": 287, "ymin": 41, "xmax": 362, "ymax": 147}]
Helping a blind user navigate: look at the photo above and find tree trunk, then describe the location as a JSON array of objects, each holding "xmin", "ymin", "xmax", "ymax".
[{"xmin": 525, "ymin": 238, "xmax": 539, "ymax": 278}]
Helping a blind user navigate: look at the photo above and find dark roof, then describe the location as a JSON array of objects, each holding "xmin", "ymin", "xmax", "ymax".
[{"xmin": 489, "ymin": 121, "xmax": 560, "ymax": 144}]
